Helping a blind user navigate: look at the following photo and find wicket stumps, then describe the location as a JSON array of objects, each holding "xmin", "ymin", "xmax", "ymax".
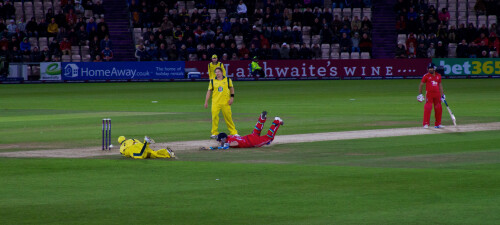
[{"xmin": 102, "ymin": 118, "xmax": 112, "ymax": 150}]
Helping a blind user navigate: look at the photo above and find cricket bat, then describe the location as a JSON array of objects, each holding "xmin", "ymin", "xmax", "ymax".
[{"xmin": 443, "ymin": 99, "xmax": 457, "ymax": 126}]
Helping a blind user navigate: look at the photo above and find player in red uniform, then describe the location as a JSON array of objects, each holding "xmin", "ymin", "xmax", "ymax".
[
  {"xmin": 202, "ymin": 111, "xmax": 283, "ymax": 149},
  {"xmin": 418, "ymin": 63, "xmax": 446, "ymax": 128}
]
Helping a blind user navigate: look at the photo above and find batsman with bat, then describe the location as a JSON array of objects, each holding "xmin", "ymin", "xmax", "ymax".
[{"xmin": 417, "ymin": 63, "xmax": 446, "ymax": 128}]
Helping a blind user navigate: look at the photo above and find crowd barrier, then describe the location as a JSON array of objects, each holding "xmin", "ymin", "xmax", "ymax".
[{"xmin": 2, "ymin": 59, "xmax": 499, "ymax": 83}]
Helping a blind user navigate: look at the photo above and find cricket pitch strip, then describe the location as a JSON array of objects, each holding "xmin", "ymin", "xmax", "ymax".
[{"xmin": 1, "ymin": 122, "xmax": 499, "ymax": 158}]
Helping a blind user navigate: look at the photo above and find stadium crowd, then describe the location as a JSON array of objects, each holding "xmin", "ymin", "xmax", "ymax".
[
  {"xmin": 394, "ymin": 0, "xmax": 500, "ymax": 58},
  {"xmin": 132, "ymin": 0, "xmax": 373, "ymax": 61},
  {"xmin": 0, "ymin": 0, "xmax": 114, "ymax": 63}
]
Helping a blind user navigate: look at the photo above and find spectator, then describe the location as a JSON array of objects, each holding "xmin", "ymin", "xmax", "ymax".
[
  {"xmin": 427, "ymin": 42, "xmax": 436, "ymax": 58},
  {"xmin": 89, "ymin": 36, "xmax": 100, "ymax": 59},
  {"xmin": 11, "ymin": 46, "xmax": 22, "ymax": 62},
  {"xmin": 238, "ymin": 43, "xmax": 249, "ymax": 58},
  {"xmin": 359, "ymin": 33, "xmax": 373, "ymax": 53},
  {"xmin": 351, "ymin": 32, "xmax": 360, "ymax": 52},
  {"xmin": 30, "ymin": 46, "xmax": 42, "ymax": 62},
  {"xmin": 60, "ymin": 37, "xmax": 71, "ymax": 55},
  {"xmin": 7, "ymin": 19, "xmax": 16, "ymax": 34},
  {"xmin": 280, "ymin": 42, "xmax": 289, "ymax": 59},
  {"xmin": 361, "ymin": 16, "xmax": 372, "ymax": 30},
  {"xmin": 407, "ymin": 42, "xmax": 417, "ymax": 58},
  {"xmin": 311, "ymin": 43, "xmax": 321, "ymax": 59},
  {"xmin": 332, "ymin": 0, "xmax": 345, "ymax": 10},
  {"xmin": 45, "ymin": 8, "xmax": 55, "ymax": 23},
  {"xmin": 47, "ymin": 18, "xmax": 59, "ymax": 37},
  {"xmin": 396, "ymin": 15, "xmax": 406, "ymax": 34},
  {"xmin": 101, "ymin": 46, "xmax": 113, "ymax": 61},
  {"xmin": 49, "ymin": 38, "xmax": 61, "ymax": 56},
  {"xmin": 468, "ymin": 42, "xmax": 479, "ymax": 58},
  {"xmin": 448, "ymin": 25, "xmax": 457, "ymax": 43},
  {"xmin": 19, "ymin": 37, "xmax": 31, "ymax": 55},
  {"xmin": 395, "ymin": 42, "xmax": 407, "ymax": 58},
  {"xmin": 298, "ymin": 43, "xmax": 312, "ymax": 59},
  {"xmin": 100, "ymin": 35, "xmax": 112, "ymax": 50},
  {"xmin": 66, "ymin": 9, "xmax": 77, "ymax": 25},
  {"xmin": 36, "ymin": 18, "xmax": 48, "ymax": 37},
  {"xmin": 26, "ymin": 17, "xmax": 38, "ymax": 37},
  {"xmin": 270, "ymin": 43, "xmax": 281, "ymax": 59},
  {"xmin": 41, "ymin": 46, "xmax": 51, "ymax": 61},
  {"xmin": 291, "ymin": 26, "xmax": 302, "ymax": 44},
  {"xmin": 74, "ymin": 1, "xmax": 85, "ymax": 15},
  {"xmin": 157, "ymin": 43, "xmax": 168, "ymax": 61},
  {"xmin": 474, "ymin": 0, "xmax": 487, "ymax": 15},
  {"xmin": 456, "ymin": 39, "xmax": 469, "ymax": 58},
  {"xmin": 478, "ymin": 50, "xmax": 488, "ymax": 58},
  {"xmin": 93, "ymin": 54, "xmax": 103, "ymax": 62},
  {"xmin": 167, "ymin": 44, "xmax": 178, "ymax": 60},
  {"xmin": 236, "ymin": 0, "xmax": 247, "ymax": 18},
  {"xmin": 438, "ymin": 8, "xmax": 450, "ymax": 25},
  {"xmin": 93, "ymin": 1, "xmax": 105, "ymax": 18},
  {"xmin": 86, "ymin": 17, "xmax": 97, "ymax": 34},
  {"xmin": 135, "ymin": 43, "xmax": 148, "ymax": 61},
  {"xmin": 416, "ymin": 43, "xmax": 427, "ymax": 58},
  {"xmin": 230, "ymin": 53, "xmax": 239, "ymax": 60},
  {"xmin": 320, "ymin": 24, "xmax": 333, "ymax": 44},
  {"xmin": 77, "ymin": 26, "xmax": 88, "ymax": 45},
  {"xmin": 351, "ymin": 16, "xmax": 362, "ymax": 32},
  {"xmin": 340, "ymin": 33, "xmax": 351, "ymax": 52},
  {"xmin": 17, "ymin": 18, "xmax": 26, "ymax": 32},
  {"xmin": 289, "ymin": 44, "xmax": 299, "ymax": 59}
]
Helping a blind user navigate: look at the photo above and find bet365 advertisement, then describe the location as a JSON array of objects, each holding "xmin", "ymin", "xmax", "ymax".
[{"xmin": 433, "ymin": 59, "xmax": 500, "ymax": 78}]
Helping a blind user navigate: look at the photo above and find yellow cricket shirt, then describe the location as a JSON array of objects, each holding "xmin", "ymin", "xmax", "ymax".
[
  {"xmin": 208, "ymin": 76, "xmax": 233, "ymax": 105},
  {"xmin": 207, "ymin": 61, "xmax": 226, "ymax": 80}
]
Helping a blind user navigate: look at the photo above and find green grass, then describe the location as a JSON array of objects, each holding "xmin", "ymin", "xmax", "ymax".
[
  {"xmin": 0, "ymin": 80, "xmax": 499, "ymax": 150},
  {"xmin": 1, "ymin": 131, "xmax": 500, "ymax": 224},
  {"xmin": 1, "ymin": 80, "xmax": 500, "ymax": 224}
]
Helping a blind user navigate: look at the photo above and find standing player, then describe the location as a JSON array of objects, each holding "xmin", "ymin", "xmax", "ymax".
[
  {"xmin": 204, "ymin": 67, "xmax": 238, "ymax": 138},
  {"xmin": 202, "ymin": 111, "xmax": 284, "ymax": 149},
  {"xmin": 418, "ymin": 63, "xmax": 446, "ymax": 128},
  {"xmin": 207, "ymin": 54, "xmax": 226, "ymax": 79}
]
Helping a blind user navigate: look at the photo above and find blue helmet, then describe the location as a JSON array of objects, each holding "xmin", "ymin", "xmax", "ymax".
[
  {"xmin": 428, "ymin": 63, "xmax": 436, "ymax": 69},
  {"xmin": 216, "ymin": 133, "xmax": 228, "ymax": 141}
]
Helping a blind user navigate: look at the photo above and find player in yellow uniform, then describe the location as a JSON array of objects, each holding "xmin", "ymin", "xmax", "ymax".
[
  {"xmin": 207, "ymin": 54, "xmax": 226, "ymax": 80},
  {"xmin": 118, "ymin": 136, "xmax": 175, "ymax": 159},
  {"xmin": 204, "ymin": 67, "xmax": 238, "ymax": 138}
]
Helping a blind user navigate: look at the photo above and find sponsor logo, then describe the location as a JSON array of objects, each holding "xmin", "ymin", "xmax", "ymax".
[
  {"xmin": 218, "ymin": 86, "xmax": 223, "ymax": 92},
  {"xmin": 64, "ymin": 63, "xmax": 79, "ymax": 77},
  {"xmin": 45, "ymin": 63, "xmax": 61, "ymax": 75}
]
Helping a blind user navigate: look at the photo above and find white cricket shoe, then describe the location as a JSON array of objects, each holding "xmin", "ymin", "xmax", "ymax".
[
  {"xmin": 434, "ymin": 125, "xmax": 445, "ymax": 128},
  {"xmin": 423, "ymin": 125, "xmax": 429, "ymax": 129},
  {"xmin": 275, "ymin": 117, "xmax": 284, "ymax": 125},
  {"xmin": 210, "ymin": 135, "xmax": 217, "ymax": 139}
]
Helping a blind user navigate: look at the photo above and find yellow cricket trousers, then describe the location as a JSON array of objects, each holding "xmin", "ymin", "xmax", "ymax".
[{"xmin": 211, "ymin": 103, "xmax": 238, "ymax": 136}]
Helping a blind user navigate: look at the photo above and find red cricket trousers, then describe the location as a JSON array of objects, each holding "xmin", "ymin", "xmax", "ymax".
[{"xmin": 423, "ymin": 92, "xmax": 442, "ymax": 126}]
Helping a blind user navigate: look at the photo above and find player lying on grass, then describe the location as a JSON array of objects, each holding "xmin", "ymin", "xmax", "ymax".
[
  {"xmin": 118, "ymin": 136, "xmax": 175, "ymax": 159},
  {"xmin": 201, "ymin": 111, "xmax": 284, "ymax": 150}
]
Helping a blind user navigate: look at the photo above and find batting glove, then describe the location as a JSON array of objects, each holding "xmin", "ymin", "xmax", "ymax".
[
  {"xmin": 441, "ymin": 94, "xmax": 446, "ymax": 102},
  {"xmin": 417, "ymin": 94, "xmax": 424, "ymax": 102}
]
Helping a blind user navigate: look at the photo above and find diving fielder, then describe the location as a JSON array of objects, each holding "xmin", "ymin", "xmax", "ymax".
[
  {"xmin": 418, "ymin": 63, "xmax": 446, "ymax": 128},
  {"xmin": 118, "ymin": 136, "xmax": 175, "ymax": 159},
  {"xmin": 202, "ymin": 111, "xmax": 283, "ymax": 149},
  {"xmin": 204, "ymin": 67, "xmax": 238, "ymax": 138}
]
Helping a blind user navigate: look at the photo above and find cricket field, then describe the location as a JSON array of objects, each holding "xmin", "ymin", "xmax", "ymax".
[{"xmin": 1, "ymin": 79, "xmax": 499, "ymax": 224}]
